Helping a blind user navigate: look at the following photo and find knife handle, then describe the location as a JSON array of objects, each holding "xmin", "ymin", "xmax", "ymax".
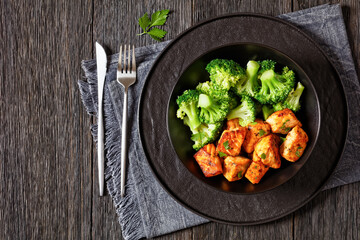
[{"xmin": 98, "ymin": 91, "xmax": 105, "ymax": 196}]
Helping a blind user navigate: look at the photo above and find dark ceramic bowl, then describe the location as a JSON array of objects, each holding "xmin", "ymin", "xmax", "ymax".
[{"xmin": 167, "ymin": 43, "xmax": 320, "ymax": 194}]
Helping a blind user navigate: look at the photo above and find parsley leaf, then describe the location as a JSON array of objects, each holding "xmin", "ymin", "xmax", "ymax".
[
  {"xmin": 250, "ymin": 122, "xmax": 258, "ymax": 125},
  {"xmin": 238, "ymin": 171, "xmax": 243, "ymax": 179},
  {"xmin": 260, "ymin": 153, "xmax": 266, "ymax": 159},
  {"xmin": 259, "ymin": 129, "xmax": 266, "ymax": 137},
  {"xmin": 295, "ymin": 151, "xmax": 301, "ymax": 157},
  {"xmin": 223, "ymin": 140, "xmax": 231, "ymax": 150},
  {"xmin": 218, "ymin": 151, "xmax": 227, "ymax": 158},
  {"xmin": 148, "ymin": 28, "xmax": 167, "ymax": 40},
  {"xmin": 280, "ymin": 137, "xmax": 286, "ymax": 143},
  {"xmin": 297, "ymin": 146, "xmax": 303, "ymax": 149},
  {"xmin": 138, "ymin": 9, "xmax": 169, "ymax": 41},
  {"xmin": 281, "ymin": 119, "xmax": 290, "ymax": 130},
  {"xmin": 138, "ymin": 13, "xmax": 151, "ymax": 31},
  {"xmin": 150, "ymin": 9, "xmax": 170, "ymax": 27}
]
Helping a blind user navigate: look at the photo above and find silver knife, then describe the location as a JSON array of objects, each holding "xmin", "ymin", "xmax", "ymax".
[{"xmin": 96, "ymin": 42, "xmax": 107, "ymax": 196}]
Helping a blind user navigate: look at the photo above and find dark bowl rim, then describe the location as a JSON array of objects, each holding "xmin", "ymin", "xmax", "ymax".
[
  {"xmin": 137, "ymin": 12, "xmax": 349, "ymax": 225},
  {"xmin": 166, "ymin": 41, "xmax": 321, "ymax": 195}
]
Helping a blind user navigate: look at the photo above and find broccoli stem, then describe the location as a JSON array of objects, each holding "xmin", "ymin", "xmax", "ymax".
[
  {"xmin": 285, "ymin": 82, "xmax": 304, "ymax": 111},
  {"xmin": 262, "ymin": 105, "xmax": 274, "ymax": 120},
  {"xmin": 184, "ymin": 104, "xmax": 201, "ymax": 130},
  {"xmin": 198, "ymin": 94, "xmax": 212, "ymax": 108},
  {"xmin": 245, "ymin": 60, "xmax": 260, "ymax": 96},
  {"xmin": 246, "ymin": 60, "xmax": 260, "ymax": 77}
]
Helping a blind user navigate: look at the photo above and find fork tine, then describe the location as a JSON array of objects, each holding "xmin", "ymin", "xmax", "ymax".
[
  {"xmin": 132, "ymin": 45, "xmax": 136, "ymax": 72},
  {"xmin": 127, "ymin": 44, "xmax": 131, "ymax": 73},
  {"xmin": 118, "ymin": 45, "xmax": 122, "ymax": 72}
]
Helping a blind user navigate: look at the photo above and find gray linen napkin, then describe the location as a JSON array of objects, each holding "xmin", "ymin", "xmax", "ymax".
[{"xmin": 78, "ymin": 4, "xmax": 360, "ymax": 240}]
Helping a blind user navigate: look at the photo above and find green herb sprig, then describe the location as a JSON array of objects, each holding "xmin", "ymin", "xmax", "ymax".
[
  {"xmin": 223, "ymin": 140, "xmax": 232, "ymax": 150},
  {"xmin": 138, "ymin": 9, "xmax": 170, "ymax": 41},
  {"xmin": 218, "ymin": 151, "xmax": 227, "ymax": 158}
]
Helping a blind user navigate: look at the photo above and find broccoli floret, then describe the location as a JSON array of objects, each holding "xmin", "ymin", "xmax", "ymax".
[
  {"xmin": 228, "ymin": 91, "xmax": 240, "ymax": 110},
  {"xmin": 258, "ymin": 59, "xmax": 276, "ymax": 75},
  {"xmin": 226, "ymin": 96, "xmax": 256, "ymax": 127},
  {"xmin": 233, "ymin": 60, "xmax": 261, "ymax": 97},
  {"xmin": 271, "ymin": 82, "xmax": 305, "ymax": 112},
  {"xmin": 196, "ymin": 81, "xmax": 230, "ymax": 123},
  {"xmin": 205, "ymin": 59, "xmax": 246, "ymax": 90},
  {"xmin": 196, "ymin": 81, "xmax": 214, "ymax": 95},
  {"xmin": 262, "ymin": 105, "xmax": 275, "ymax": 120},
  {"xmin": 273, "ymin": 102, "xmax": 285, "ymax": 112},
  {"xmin": 283, "ymin": 82, "xmax": 305, "ymax": 112},
  {"xmin": 191, "ymin": 122, "xmax": 223, "ymax": 150},
  {"xmin": 254, "ymin": 100, "xmax": 263, "ymax": 116},
  {"xmin": 198, "ymin": 94, "xmax": 230, "ymax": 123},
  {"xmin": 255, "ymin": 67, "xmax": 295, "ymax": 104},
  {"xmin": 176, "ymin": 89, "xmax": 201, "ymax": 132}
]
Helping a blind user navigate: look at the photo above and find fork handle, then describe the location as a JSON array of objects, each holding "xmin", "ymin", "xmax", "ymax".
[{"xmin": 120, "ymin": 88, "xmax": 128, "ymax": 197}]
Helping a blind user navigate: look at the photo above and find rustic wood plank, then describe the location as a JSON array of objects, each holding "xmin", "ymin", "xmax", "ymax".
[
  {"xmin": 189, "ymin": 215, "xmax": 293, "ymax": 240},
  {"xmin": 93, "ymin": 0, "xmax": 193, "ymax": 52},
  {"xmin": 192, "ymin": 0, "xmax": 292, "ymax": 24},
  {"xmin": 0, "ymin": 0, "xmax": 94, "ymax": 239},
  {"xmin": 293, "ymin": 184, "xmax": 360, "ymax": 240}
]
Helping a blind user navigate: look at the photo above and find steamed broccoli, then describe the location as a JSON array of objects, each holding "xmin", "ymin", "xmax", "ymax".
[
  {"xmin": 255, "ymin": 66, "xmax": 295, "ymax": 104},
  {"xmin": 273, "ymin": 102, "xmax": 285, "ymax": 112},
  {"xmin": 233, "ymin": 60, "xmax": 261, "ymax": 97},
  {"xmin": 271, "ymin": 82, "xmax": 305, "ymax": 112},
  {"xmin": 205, "ymin": 59, "xmax": 246, "ymax": 90},
  {"xmin": 196, "ymin": 81, "xmax": 215, "ymax": 95},
  {"xmin": 254, "ymin": 100, "xmax": 263, "ymax": 116},
  {"xmin": 191, "ymin": 122, "xmax": 223, "ymax": 150},
  {"xmin": 198, "ymin": 94, "xmax": 230, "ymax": 123},
  {"xmin": 283, "ymin": 82, "xmax": 305, "ymax": 112},
  {"xmin": 262, "ymin": 105, "xmax": 275, "ymax": 120},
  {"xmin": 228, "ymin": 91, "xmax": 240, "ymax": 110},
  {"xmin": 257, "ymin": 59, "xmax": 276, "ymax": 75},
  {"xmin": 195, "ymin": 81, "xmax": 230, "ymax": 123},
  {"xmin": 176, "ymin": 89, "xmax": 201, "ymax": 132},
  {"xmin": 226, "ymin": 95, "xmax": 256, "ymax": 127}
]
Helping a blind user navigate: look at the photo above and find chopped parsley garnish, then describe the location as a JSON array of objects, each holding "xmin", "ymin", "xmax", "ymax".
[
  {"xmin": 280, "ymin": 137, "xmax": 286, "ymax": 143},
  {"xmin": 250, "ymin": 122, "xmax": 258, "ymax": 125},
  {"xmin": 238, "ymin": 171, "xmax": 243, "ymax": 178},
  {"xmin": 295, "ymin": 151, "xmax": 301, "ymax": 157},
  {"xmin": 281, "ymin": 119, "xmax": 290, "ymax": 131},
  {"xmin": 297, "ymin": 146, "xmax": 303, "ymax": 149},
  {"xmin": 254, "ymin": 166, "xmax": 258, "ymax": 169},
  {"xmin": 218, "ymin": 151, "xmax": 227, "ymax": 158},
  {"xmin": 223, "ymin": 140, "xmax": 231, "ymax": 150},
  {"xmin": 259, "ymin": 129, "xmax": 266, "ymax": 137},
  {"xmin": 260, "ymin": 153, "xmax": 266, "ymax": 159}
]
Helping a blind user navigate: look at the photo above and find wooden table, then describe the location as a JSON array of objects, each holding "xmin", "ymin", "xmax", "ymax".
[{"xmin": 1, "ymin": 0, "xmax": 359, "ymax": 239}]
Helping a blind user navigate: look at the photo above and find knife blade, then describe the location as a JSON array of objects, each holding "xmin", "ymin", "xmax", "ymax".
[{"xmin": 96, "ymin": 42, "xmax": 107, "ymax": 196}]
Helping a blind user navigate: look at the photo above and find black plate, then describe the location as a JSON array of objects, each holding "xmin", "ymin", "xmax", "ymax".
[
  {"xmin": 168, "ymin": 43, "xmax": 320, "ymax": 194},
  {"xmin": 138, "ymin": 13, "xmax": 348, "ymax": 224}
]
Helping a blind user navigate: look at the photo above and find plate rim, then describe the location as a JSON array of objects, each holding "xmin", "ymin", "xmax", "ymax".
[{"xmin": 137, "ymin": 12, "xmax": 349, "ymax": 225}]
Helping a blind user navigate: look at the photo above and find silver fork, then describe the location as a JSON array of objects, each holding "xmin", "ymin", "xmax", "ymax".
[{"xmin": 117, "ymin": 45, "xmax": 136, "ymax": 197}]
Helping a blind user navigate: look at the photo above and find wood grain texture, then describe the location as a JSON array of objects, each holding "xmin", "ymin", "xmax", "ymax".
[
  {"xmin": 0, "ymin": 0, "xmax": 359, "ymax": 239},
  {"xmin": 0, "ymin": 0, "xmax": 94, "ymax": 239}
]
